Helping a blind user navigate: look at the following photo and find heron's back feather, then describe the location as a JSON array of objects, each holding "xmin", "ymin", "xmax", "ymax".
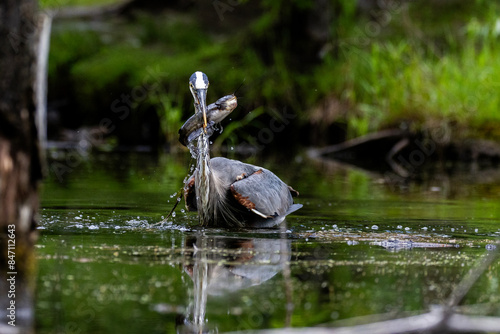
[{"xmin": 186, "ymin": 156, "xmax": 301, "ymax": 227}]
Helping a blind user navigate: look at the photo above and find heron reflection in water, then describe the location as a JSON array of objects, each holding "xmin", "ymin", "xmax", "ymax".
[
  {"xmin": 179, "ymin": 71, "xmax": 302, "ymax": 227},
  {"xmin": 175, "ymin": 235, "xmax": 292, "ymax": 333}
]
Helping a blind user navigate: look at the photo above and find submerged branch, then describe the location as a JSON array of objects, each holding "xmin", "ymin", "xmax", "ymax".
[
  {"xmin": 446, "ymin": 241, "xmax": 500, "ymax": 309},
  {"xmin": 240, "ymin": 241, "xmax": 500, "ymax": 334}
]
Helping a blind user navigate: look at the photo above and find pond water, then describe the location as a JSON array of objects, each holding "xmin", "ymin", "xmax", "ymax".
[{"xmin": 36, "ymin": 150, "xmax": 500, "ymax": 333}]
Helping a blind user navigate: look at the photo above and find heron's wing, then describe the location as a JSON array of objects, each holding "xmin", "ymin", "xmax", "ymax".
[
  {"xmin": 184, "ymin": 175, "xmax": 197, "ymax": 211},
  {"xmin": 285, "ymin": 203, "xmax": 303, "ymax": 215},
  {"xmin": 230, "ymin": 169, "xmax": 294, "ymax": 218}
]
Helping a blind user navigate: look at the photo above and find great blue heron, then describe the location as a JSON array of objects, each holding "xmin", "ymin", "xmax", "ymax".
[
  {"xmin": 180, "ymin": 71, "xmax": 302, "ymax": 227},
  {"xmin": 177, "ymin": 235, "xmax": 291, "ymax": 331}
]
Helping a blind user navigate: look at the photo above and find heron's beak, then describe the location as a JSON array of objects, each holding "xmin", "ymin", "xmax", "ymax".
[{"xmin": 194, "ymin": 88, "xmax": 208, "ymax": 132}]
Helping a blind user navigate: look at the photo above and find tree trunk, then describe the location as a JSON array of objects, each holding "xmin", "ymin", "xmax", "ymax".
[
  {"xmin": 0, "ymin": 1, "xmax": 41, "ymax": 331},
  {"xmin": 0, "ymin": 0, "xmax": 41, "ymax": 258}
]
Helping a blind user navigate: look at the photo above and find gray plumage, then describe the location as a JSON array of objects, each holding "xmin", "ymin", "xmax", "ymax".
[{"xmin": 182, "ymin": 71, "xmax": 302, "ymax": 227}]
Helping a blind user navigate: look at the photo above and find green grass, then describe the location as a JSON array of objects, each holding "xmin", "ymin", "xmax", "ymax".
[{"xmin": 316, "ymin": 1, "xmax": 500, "ymax": 139}]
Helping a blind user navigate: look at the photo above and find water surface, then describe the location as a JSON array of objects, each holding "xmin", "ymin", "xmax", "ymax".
[{"xmin": 37, "ymin": 151, "xmax": 500, "ymax": 333}]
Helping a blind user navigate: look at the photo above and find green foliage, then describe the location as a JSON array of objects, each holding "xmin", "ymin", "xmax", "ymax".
[
  {"xmin": 214, "ymin": 106, "xmax": 265, "ymax": 148},
  {"xmin": 40, "ymin": 0, "xmax": 120, "ymax": 8},
  {"xmin": 49, "ymin": 14, "xmax": 240, "ymax": 141},
  {"xmin": 47, "ymin": 0, "xmax": 500, "ymax": 145},
  {"xmin": 323, "ymin": 0, "xmax": 500, "ymax": 139},
  {"xmin": 150, "ymin": 88, "xmax": 184, "ymax": 144},
  {"xmin": 48, "ymin": 28, "xmax": 104, "ymax": 76}
]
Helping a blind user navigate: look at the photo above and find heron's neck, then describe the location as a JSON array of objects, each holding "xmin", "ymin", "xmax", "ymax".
[{"xmin": 196, "ymin": 131, "xmax": 212, "ymax": 223}]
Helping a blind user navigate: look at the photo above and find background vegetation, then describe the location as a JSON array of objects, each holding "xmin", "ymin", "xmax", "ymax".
[{"xmin": 41, "ymin": 0, "xmax": 500, "ymax": 149}]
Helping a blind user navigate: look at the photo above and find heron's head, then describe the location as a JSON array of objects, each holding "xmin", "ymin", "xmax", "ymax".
[{"xmin": 189, "ymin": 71, "xmax": 209, "ymax": 129}]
